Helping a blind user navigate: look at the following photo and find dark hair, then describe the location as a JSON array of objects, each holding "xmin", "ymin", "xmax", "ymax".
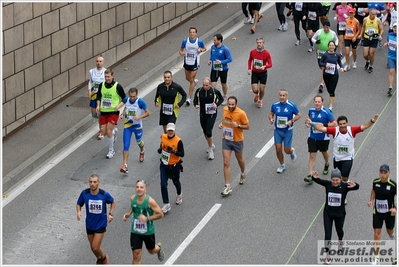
[
  {"xmin": 314, "ymin": 95, "xmax": 324, "ymax": 101},
  {"xmin": 104, "ymin": 68, "xmax": 114, "ymax": 75},
  {"xmin": 214, "ymin": 33, "xmax": 223, "ymax": 42},
  {"xmin": 337, "ymin": 115, "xmax": 348, "ymax": 123},
  {"xmin": 228, "ymin": 96, "xmax": 237, "ymax": 104},
  {"xmin": 189, "ymin": 27, "xmax": 197, "ymax": 33},
  {"xmin": 164, "ymin": 70, "xmax": 172, "ymax": 76},
  {"xmin": 328, "ymin": 41, "xmax": 336, "ymax": 47},
  {"xmin": 128, "ymin": 88, "xmax": 138, "ymax": 95}
]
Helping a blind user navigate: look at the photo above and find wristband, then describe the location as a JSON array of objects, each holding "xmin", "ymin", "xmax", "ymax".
[
  {"xmin": 323, "ymin": 123, "xmax": 328, "ymax": 127},
  {"xmin": 311, "ymin": 122, "xmax": 316, "ymax": 127},
  {"xmin": 109, "ymin": 213, "xmax": 113, "ymax": 216}
]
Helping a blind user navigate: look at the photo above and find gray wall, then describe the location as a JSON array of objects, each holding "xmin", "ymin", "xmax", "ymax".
[{"xmin": 2, "ymin": 2, "xmax": 211, "ymax": 138}]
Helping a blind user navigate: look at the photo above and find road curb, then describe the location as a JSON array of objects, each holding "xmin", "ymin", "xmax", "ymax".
[{"xmin": 3, "ymin": 8, "xmax": 243, "ymax": 193}]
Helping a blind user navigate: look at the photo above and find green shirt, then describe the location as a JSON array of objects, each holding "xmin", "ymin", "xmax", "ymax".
[{"xmin": 99, "ymin": 81, "xmax": 120, "ymax": 112}]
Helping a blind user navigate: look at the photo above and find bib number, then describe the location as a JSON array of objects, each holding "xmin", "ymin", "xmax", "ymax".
[
  {"xmin": 253, "ymin": 59, "xmax": 263, "ymax": 70},
  {"xmin": 328, "ymin": 192, "xmax": 342, "ymax": 206},
  {"xmin": 325, "ymin": 63, "xmax": 336, "ymax": 75},
  {"xmin": 223, "ymin": 127, "xmax": 234, "ymax": 141},
  {"xmin": 213, "ymin": 61, "xmax": 222, "ymax": 71},
  {"xmin": 338, "ymin": 22, "xmax": 346, "ymax": 31},
  {"xmin": 162, "ymin": 103, "xmax": 173, "ymax": 115},
  {"xmin": 133, "ymin": 219, "xmax": 147, "ymax": 233},
  {"xmin": 161, "ymin": 150, "xmax": 171, "ymax": 165},
  {"xmin": 376, "ymin": 199, "xmax": 389, "ymax": 213},
  {"xmin": 101, "ymin": 98, "xmax": 112, "ymax": 109},
  {"xmin": 88, "ymin": 199, "xmax": 103, "ymax": 214},
  {"xmin": 205, "ymin": 103, "xmax": 216, "ymax": 114},
  {"xmin": 276, "ymin": 116, "xmax": 288, "ymax": 128}
]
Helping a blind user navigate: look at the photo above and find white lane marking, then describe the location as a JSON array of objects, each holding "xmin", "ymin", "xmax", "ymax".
[
  {"xmin": 2, "ymin": 125, "xmax": 98, "ymax": 207},
  {"xmin": 255, "ymin": 137, "xmax": 275, "ymax": 158},
  {"xmin": 164, "ymin": 203, "xmax": 222, "ymax": 265}
]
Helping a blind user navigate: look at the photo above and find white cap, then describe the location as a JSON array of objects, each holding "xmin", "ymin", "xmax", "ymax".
[
  {"xmin": 393, "ymin": 22, "xmax": 397, "ymax": 27},
  {"xmin": 166, "ymin": 123, "xmax": 176, "ymax": 131}
]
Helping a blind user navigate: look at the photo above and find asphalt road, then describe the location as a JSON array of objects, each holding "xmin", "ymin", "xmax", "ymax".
[{"xmin": 2, "ymin": 3, "xmax": 397, "ymax": 266}]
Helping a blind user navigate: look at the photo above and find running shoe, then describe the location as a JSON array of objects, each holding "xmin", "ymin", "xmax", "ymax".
[
  {"xmin": 344, "ymin": 65, "xmax": 350, "ymax": 72},
  {"xmin": 239, "ymin": 173, "xmax": 246, "ymax": 185},
  {"xmin": 352, "ymin": 62, "xmax": 357, "ymax": 69},
  {"xmin": 157, "ymin": 243, "xmax": 165, "ymax": 262},
  {"xmin": 186, "ymin": 96, "xmax": 191, "ymax": 106},
  {"xmin": 318, "ymin": 84, "xmax": 324, "ymax": 93},
  {"xmin": 194, "ymin": 79, "xmax": 198, "ymax": 86},
  {"xmin": 278, "ymin": 24, "xmax": 283, "ymax": 31},
  {"xmin": 207, "ymin": 144, "xmax": 215, "ymax": 153},
  {"xmin": 290, "ymin": 148, "xmax": 297, "ymax": 162},
  {"xmin": 325, "ymin": 254, "xmax": 332, "ymax": 265},
  {"xmin": 207, "ymin": 148, "xmax": 214, "ymax": 160},
  {"xmin": 257, "ymin": 100, "xmax": 263, "ymax": 108},
  {"xmin": 339, "ymin": 53, "xmax": 343, "ymax": 59},
  {"xmin": 323, "ymin": 164, "xmax": 330, "ymax": 175},
  {"xmin": 308, "ymin": 46, "xmax": 314, "ymax": 52},
  {"xmin": 244, "ymin": 16, "xmax": 251, "ymax": 24},
  {"xmin": 161, "ymin": 204, "xmax": 171, "ymax": 213},
  {"xmin": 295, "ymin": 40, "xmax": 300, "ymax": 46},
  {"xmin": 106, "ymin": 150, "xmax": 115, "ymax": 159},
  {"xmin": 221, "ymin": 185, "xmax": 232, "ymax": 196},
  {"xmin": 338, "ymin": 241, "xmax": 344, "ymax": 253},
  {"xmin": 96, "ymin": 254, "xmax": 108, "ymax": 264},
  {"xmin": 254, "ymin": 93, "xmax": 259, "ymax": 103},
  {"xmin": 329, "ymin": 106, "xmax": 333, "ymax": 112},
  {"xmin": 97, "ymin": 131, "xmax": 104, "ymax": 140},
  {"xmin": 258, "ymin": 14, "xmax": 264, "ymax": 22},
  {"xmin": 175, "ymin": 194, "xmax": 182, "ymax": 205},
  {"xmin": 364, "ymin": 61, "xmax": 370, "ymax": 70},
  {"xmin": 120, "ymin": 164, "xmax": 128, "ymax": 174},
  {"xmin": 388, "ymin": 87, "xmax": 393, "ymax": 97},
  {"xmin": 304, "ymin": 174, "xmax": 313, "ymax": 183},
  {"xmin": 250, "ymin": 26, "xmax": 255, "ymax": 34},
  {"xmin": 222, "ymin": 95, "xmax": 227, "ymax": 106},
  {"xmin": 112, "ymin": 128, "xmax": 118, "ymax": 143},
  {"xmin": 368, "ymin": 66, "xmax": 373, "ymax": 73},
  {"xmin": 276, "ymin": 164, "xmax": 286, "ymax": 173},
  {"xmin": 282, "ymin": 22, "xmax": 288, "ymax": 31},
  {"xmin": 139, "ymin": 149, "xmax": 145, "ymax": 162},
  {"xmin": 250, "ymin": 17, "xmax": 254, "ymax": 24}
]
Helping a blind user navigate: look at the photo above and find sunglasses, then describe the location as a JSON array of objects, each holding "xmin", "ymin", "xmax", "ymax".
[{"xmin": 136, "ymin": 180, "xmax": 146, "ymax": 184}]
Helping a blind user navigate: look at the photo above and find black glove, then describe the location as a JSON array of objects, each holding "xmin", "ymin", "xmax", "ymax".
[
  {"xmin": 157, "ymin": 148, "xmax": 162, "ymax": 154},
  {"xmin": 316, "ymin": 40, "xmax": 321, "ymax": 44},
  {"xmin": 167, "ymin": 146, "xmax": 176, "ymax": 154}
]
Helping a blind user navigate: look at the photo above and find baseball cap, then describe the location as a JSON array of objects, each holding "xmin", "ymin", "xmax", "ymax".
[
  {"xmin": 166, "ymin": 122, "xmax": 176, "ymax": 131},
  {"xmin": 349, "ymin": 8, "xmax": 356, "ymax": 13},
  {"xmin": 331, "ymin": 168, "xmax": 342, "ymax": 178},
  {"xmin": 323, "ymin": 20, "xmax": 331, "ymax": 27},
  {"xmin": 393, "ymin": 22, "xmax": 397, "ymax": 27},
  {"xmin": 380, "ymin": 164, "xmax": 390, "ymax": 172}
]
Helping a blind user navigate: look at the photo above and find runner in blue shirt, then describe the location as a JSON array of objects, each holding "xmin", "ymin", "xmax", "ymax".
[
  {"xmin": 304, "ymin": 95, "xmax": 336, "ymax": 183},
  {"xmin": 76, "ymin": 174, "xmax": 116, "ymax": 264},
  {"xmin": 384, "ymin": 22, "xmax": 397, "ymax": 96},
  {"xmin": 268, "ymin": 89, "xmax": 301, "ymax": 173},
  {"xmin": 208, "ymin": 33, "xmax": 233, "ymax": 106}
]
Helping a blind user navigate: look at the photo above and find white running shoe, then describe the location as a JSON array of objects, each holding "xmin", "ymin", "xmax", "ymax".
[
  {"xmin": 244, "ymin": 17, "xmax": 251, "ymax": 24},
  {"xmin": 221, "ymin": 185, "xmax": 232, "ymax": 196},
  {"xmin": 282, "ymin": 22, "xmax": 288, "ymax": 31},
  {"xmin": 277, "ymin": 164, "xmax": 286, "ymax": 173},
  {"xmin": 352, "ymin": 62, "xmax": 357, "ymax": 69},
  {"xmin": 194, "ymin": 79, "xmax": 198, "ymax": 86},
  {"xmin": 186, "ymin": 96, "xmax": 191, "ymax": 106},
  {"xmin": 278, "ymin": 24, "xmax": 283, "ymax": 31},
  {"xmin": 295, "ymin": 40, "xmax": 300, "ymax": 46},
  {"xmin": 290, "ymin": 148, "xmax": 297, "ymax": 162},
  {"xmin": 222, "ymin": 95, "xmax": 227, "ymax": 106},
  {"xmin": 207, "ymin": 148, "xmax": 214, "ymax": 160},
  {"xmin": 344, "ymin": 65, "xmax": 350, "ymax": 72},
  {"xmin": 106, "ymin": 150, "xmax": 115, "ymax": 159},
  {"xmin": 161, "ymin": 204, "xmax": 171, "ymax": 213},
  {"xmin": 250, "ymin": 18, "xmax": 254, "ymax": 24},
  {"xmin": 175, "ymin": 194, "xmax": 182, "ymax": 205},
  {"xmin": 308, "ymin": 46, "xmax": 314, "ymax": 52}
]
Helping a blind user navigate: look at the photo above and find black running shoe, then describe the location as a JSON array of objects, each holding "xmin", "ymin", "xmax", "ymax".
[
  {"xmin": 364, "ymin": 61, "xmax": 369, "ymax": 70},
  {"xmin": 368, "ymin": 66, "xmax": 373, "ymax": 73}
]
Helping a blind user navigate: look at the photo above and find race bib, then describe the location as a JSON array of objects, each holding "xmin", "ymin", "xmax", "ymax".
[
  {"xmin": 161, "ymin": 150, "xmax": 171, "ymax": 165},
  {"xmin": 309, "ymin": 11, "xmax": 316, "ymax": 20},
  {"xmin": 213, "ymin": 61, "xmax": 222, "ymax": 71},
  {"xmin": 88, "ymin": 199, "xmax": 103, "ymax": 214},
  {"xmin": 253, "ymin": 59, "xmax": 263, "ymax": 70},
  {"xmin": 388, "ymin": 40, "xmax": 396, "ymax": 51},
  {"xmin": 328, "ymin": 192, "xmax": 342, "ymax": 206},
  {"xmin": 339, "ymin": 21, "xmax": 346, "ymax": 31},
  {"xmin": 366, "ymin": 27, "xmax": 375, "ymax": 36},
  {"xmin": 101, "ymin": 98, "xmax": 112, "ymax": 109},
  {"xmin": 295, "ymin": 2, "xmax": 303, "ymax": 11},
  {"xmin": 325, "ymin": 63, "xmax": 336, "ymax": 75},
  {"xmin": 126, "ymin": 108, "xmax": 137, "ymax": 120},
  {"xmin": 376, "ymin": 199, "xmax": 389, "ymax": 213},
  {"xmin": 337, "ymin": 144, "xmax": 349, "ymax": 153},
  {"xmin": 223, "ymin": 127, "xmax": 234, "ymax": 141},
  {"xmin": 133, "ymin": 219, "xmax": 148, "ymax": 233},
  {"xmin": 345, "ymin": 26, "xmax": 354, "ymax": 37},
  {"xmin": 162, "ymin": 103, "xmax": 173, "ymax": 115},
  {"xmin": 276, "ymin": 116, "xmax": 288, "ymax": 128},
  {"xmin": 205, "ymin": 103, "xmax": 216, "ymax": 114}
]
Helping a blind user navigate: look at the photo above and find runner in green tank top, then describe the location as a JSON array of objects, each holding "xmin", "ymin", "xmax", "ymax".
[{"xmin": 123, "ymin": 180, "xmax": 165, "ymax": 264}]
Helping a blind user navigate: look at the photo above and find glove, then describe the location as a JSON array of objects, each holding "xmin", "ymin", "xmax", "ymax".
[
  {"xmin": 316, "ymin": 40, "xmax": 321, "ymax": 44},
  {"xmin": 343, "ymin": 13, "xmax": 348, "ymax": 19},
  {"xmin": 157, "ymin": 148, "xmax": 162, "ymax": 154}
]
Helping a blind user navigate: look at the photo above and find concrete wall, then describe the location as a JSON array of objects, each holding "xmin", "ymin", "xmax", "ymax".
[{"xmin": 2, "ymin": 2, "xmax": 211, "ymax": 137}]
